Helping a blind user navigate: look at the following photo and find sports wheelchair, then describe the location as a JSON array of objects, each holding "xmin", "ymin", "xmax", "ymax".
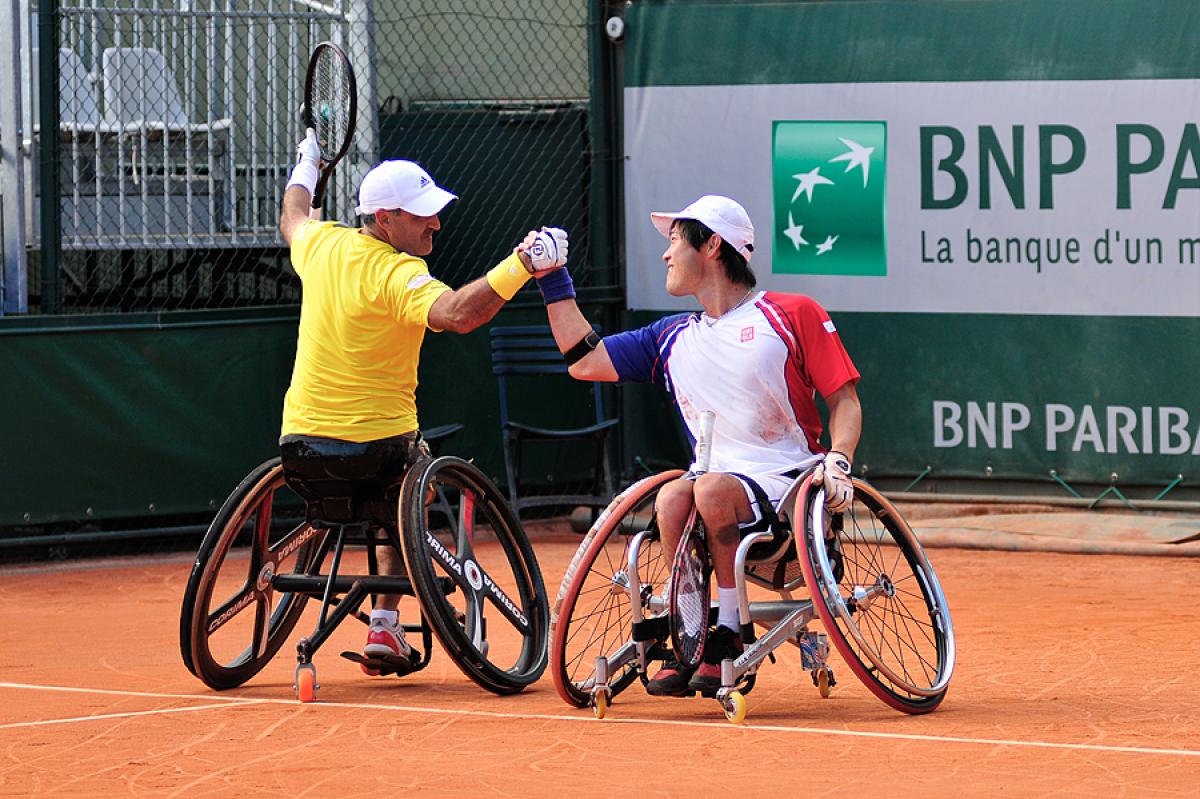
[
  {"xmin": 180, "ymin": 439, "xmax": 549, "ymax": 702},
  {"xmin": 549, "ymin": 467, "xmax": 955, "ymax": 723}
]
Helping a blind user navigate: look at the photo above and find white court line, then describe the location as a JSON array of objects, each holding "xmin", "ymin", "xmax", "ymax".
[
  {"xmin": 0, "ymin": 701, "xmax": 269, "ymax": 730},
  {"xmin": 2, "ymin": 681, "xmax": 1198, "ymax": 758},
  {"xmin": 0, "ymin": 682, "xmax": 265, "ymax": 703}
]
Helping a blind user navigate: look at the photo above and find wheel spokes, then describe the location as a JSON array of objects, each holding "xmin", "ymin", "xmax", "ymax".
[{"xmin": 205, "ymin": 583, "xmax": 256, "ymax": 635}]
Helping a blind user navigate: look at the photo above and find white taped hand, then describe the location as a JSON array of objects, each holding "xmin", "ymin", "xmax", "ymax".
[
  {"xmin": 297, "ymin": 127, "xmax": 321, "ymax": 166},
  {"xmin": 519, "ymin": 227, "xmax": 569, "ymax": 275},
  {"xmin": 287, "ymin": 127, "xmax": 321, "ymax": 194},
  {"xmin": 815, "ymin": 451, "xmax": 854, "ymax": 513}
]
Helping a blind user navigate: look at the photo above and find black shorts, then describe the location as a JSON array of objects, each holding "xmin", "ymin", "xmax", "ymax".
[{"xmin": 278, "ymin": 432, "xmax": 429, "ymax": 526}]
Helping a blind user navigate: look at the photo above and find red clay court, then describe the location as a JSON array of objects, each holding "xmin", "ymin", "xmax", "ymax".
[{"xmin": 2, "ymin": 511, "xmax": 1198, "ymax": 797}]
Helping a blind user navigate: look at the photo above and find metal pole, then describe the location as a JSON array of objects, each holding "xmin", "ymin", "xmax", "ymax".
[
  {"xmin": 0, "ymin": 0, "xmax": 30, "ymax": 313},
  {"xmin": 591, "ymin": 0, "xmax": 631, "ymax": 482},
  {"xmin": 587, "ymin": 0, "xmax": 618, "ymax": 290},
  {"xmin": 345, "ymin": 0, "xmax": 377, "ymax": 221},
  {"xmin": 37, "ymin": 0, "xmax": 62, "ymax": 313}
]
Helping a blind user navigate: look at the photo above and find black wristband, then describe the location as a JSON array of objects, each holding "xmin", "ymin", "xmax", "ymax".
[{"xmin": 564, "ymin": 331, "xmax": 601, "ymax": 366}]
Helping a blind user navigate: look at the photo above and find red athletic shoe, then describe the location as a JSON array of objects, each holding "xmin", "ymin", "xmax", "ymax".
[
  {"xmin": 645, "ymin": 660, "xmax": 696, "ymax": 696},
  {"xmin": 361, "ymin": 617, "xmax": 414, "ymax": 675}
]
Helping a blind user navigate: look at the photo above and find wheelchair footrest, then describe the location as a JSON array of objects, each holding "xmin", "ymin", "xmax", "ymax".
[{"xmin": 340, "ymin": 650, "xmax": 423, "ymax": 677}]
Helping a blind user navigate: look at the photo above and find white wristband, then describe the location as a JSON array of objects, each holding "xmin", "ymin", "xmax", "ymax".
[{"xmin": 287, "ymin": 161, "xmax": 319, "ymax": 194}]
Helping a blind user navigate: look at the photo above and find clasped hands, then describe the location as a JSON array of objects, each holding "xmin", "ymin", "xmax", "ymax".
[{"xmin": 516, "ymin": 227, "xmax": 569, "ymax": 276}]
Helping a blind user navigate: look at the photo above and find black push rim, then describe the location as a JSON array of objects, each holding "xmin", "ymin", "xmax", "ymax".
[
  {"xmin": 181, "ymin": 459, "xmax": 319, "ymax": 690},
  {"xmin": 401, "ymin": 456, "xmax": 548, "ymax": 694}
]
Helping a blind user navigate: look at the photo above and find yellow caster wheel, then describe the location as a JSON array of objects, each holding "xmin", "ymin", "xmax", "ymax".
[
  {"xmin": 295, "ymin": 666, "xmax": 318, "ymax": 703},
  {"xmin": 817, "ymin": 668, "xmax": 832, "ymax": 699},
  {"xmin": 722, "ymin": 691, "xmax": 747, "ymax": 724},
  {"xmin": 593, "ymin": 690, "xmax": 610, "ymax": 720}
]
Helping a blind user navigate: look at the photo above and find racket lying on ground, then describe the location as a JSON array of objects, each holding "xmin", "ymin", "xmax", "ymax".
[{"xmin": 303, "ymin": 41, "xmax": 357, "ymax": 209}]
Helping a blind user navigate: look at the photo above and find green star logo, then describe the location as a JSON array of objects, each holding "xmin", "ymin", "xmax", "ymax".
[{"xmin": 772, "ymin": 121, "xmax": 887, "ymax": 276}]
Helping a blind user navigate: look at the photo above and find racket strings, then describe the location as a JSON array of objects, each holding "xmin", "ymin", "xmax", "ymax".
[
  {"xmin": 671, "ymin": 542, "xmax": 709, "ymax": 664},
  {"xmin": 309, "ymin": 51, "xmax": 353, "ymax": 160}
]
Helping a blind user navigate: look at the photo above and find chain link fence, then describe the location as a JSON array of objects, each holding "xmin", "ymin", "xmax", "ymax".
[
  {"xmin": 373, "ymin": 3, "xmax": 594, "ymax": 290},
  {"xmin": 23, "ymin": 0, "xmax": 596, "ymax": 315}
]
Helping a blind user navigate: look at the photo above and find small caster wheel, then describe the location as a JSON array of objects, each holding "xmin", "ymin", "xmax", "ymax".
[
  {"xmin": 722, "ymin": 690, "xmax": 747, "ymax": 724},
  {"xmin": 816, "ymin": 668, "xmax": 832, "ymax": 698},
  {"xmin": 593, "ymin": 690, "xmax": 610, "ymax": 720},
  {"xmin": 295, "ymin": 665, "xmax": 318, "ymax": 703}
]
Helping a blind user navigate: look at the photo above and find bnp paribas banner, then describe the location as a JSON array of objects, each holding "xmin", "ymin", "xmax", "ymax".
[{"xmin": 622, "ymin": 0, "xmax": 1200, "ymax": 490}]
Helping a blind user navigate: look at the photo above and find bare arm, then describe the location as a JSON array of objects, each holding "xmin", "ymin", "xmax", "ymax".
[
  {"xmin": 280, "ymin": 130, "xmax": 323, "ymax": 245},
  {"xmin": 426, "ymin": 271, "xmax": 514, "ymax": 334},
  {"xmin": 545, "ymin": 297, "xmax": 619, "ymax": 382},
  {"xmin": 824, "ymin": 380, "xmax": 863, "ymax": 462},
  {"xmin": 279, "ymin": 185, "xmax": 312, "ymax": 246}
]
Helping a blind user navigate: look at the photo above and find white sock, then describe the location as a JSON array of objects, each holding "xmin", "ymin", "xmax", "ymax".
[
  {"xmin": 716, "ymin": 586, "xmax": 740, "ymax": 630},
  {"xmin": 370, "ymin": 608, "xmax": 399, "ymax": 625}
]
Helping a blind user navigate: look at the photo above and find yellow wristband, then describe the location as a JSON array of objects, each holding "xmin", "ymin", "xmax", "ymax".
[{"xmin": 486, "ymin": 252, "xmax": 532, "ymax": 301}]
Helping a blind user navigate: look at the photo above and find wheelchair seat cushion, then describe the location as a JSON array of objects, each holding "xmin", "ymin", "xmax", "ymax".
[{"xmin": 279, "ymin": 433, "xmax": 425, "ymax": 525}]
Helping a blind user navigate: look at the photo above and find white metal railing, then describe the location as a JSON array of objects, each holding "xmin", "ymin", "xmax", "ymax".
[{"xmin": 7, "ymin": 0, "xmax": 376, "ymax": 258}]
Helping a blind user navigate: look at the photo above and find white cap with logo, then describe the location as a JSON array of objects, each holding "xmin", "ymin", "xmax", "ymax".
[
  {"xmin": 355, "ymin": 159, "xmax": 458, "ymax": 217},
  {"xmin": 650, "ymin": 195, "xmax": 755, "ymax": 262}
]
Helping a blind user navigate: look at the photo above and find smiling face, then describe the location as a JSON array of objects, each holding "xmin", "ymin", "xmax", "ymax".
[
  {"xmin": 662, "ymin": 221, "xmax": 716, "ymax": 297},
  {"xmin": 373, "ymin": 208, "xmax": 441, "ymax": 256}
]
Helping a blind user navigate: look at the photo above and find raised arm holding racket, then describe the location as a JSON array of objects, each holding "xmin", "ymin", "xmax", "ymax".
[{"xmin": 276, "ymin": 41, "xmax": 571, "ymax": 674}]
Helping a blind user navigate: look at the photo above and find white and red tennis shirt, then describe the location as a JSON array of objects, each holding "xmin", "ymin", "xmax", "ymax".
[{"xmin": 604, "ymin": 291, "xmax": 859, "ymax": 481}]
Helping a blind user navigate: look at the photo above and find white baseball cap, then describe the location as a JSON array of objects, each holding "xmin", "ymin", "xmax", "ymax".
[
  {"xmin": 651, "ymin": 195, "xmax": 755, "ymax": 262},
  {"xmin": 355, "ymin": 159, "xmax": 457, "ymax": 217}
]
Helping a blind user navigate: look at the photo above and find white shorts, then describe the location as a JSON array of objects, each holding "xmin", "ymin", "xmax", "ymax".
[{"xmin": 682, "ymin": 467, "xmax": 810, "ymax": 533}]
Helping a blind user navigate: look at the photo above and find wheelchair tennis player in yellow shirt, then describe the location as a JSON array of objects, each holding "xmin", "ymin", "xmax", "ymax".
[{"xmin": 278, "ymin": 129, "xmax": 568, "ymax": 673}]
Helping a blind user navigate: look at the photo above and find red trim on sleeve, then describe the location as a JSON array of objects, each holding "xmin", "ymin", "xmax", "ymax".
[{"xmin": 759, "ymin": 293, "xmax": 860, "ymax": 453}]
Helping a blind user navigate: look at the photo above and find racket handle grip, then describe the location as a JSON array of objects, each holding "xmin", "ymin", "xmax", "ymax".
[{"xmin": 694, "ymin": 410, "xmax": 715, "ymax": 474}]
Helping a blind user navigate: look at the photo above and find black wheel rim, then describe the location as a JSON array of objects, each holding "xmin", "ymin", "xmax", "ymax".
[
  {"xmin": 181, "ymin": 460, "xmax": 321, "ymax": 690},
  {"xmin": 401, "ymin": 457, "xmax": 548, "ymax": 693}
]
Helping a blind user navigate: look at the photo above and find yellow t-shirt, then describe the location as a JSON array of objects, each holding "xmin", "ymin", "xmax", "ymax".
[{"xmin": 281, "ymin": 220, "xmax": 452, "ymax": 442}]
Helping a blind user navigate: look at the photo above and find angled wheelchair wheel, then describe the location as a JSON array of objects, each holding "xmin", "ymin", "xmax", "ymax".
[
  {"xmin": 399, "ymin": 456, "xmax": 549, "ymax": 695},
  {"xmin": 180, "ymin": 458, "xmax": 325, "ymax": 690},
  {"xmin": 794, "ymin": 475, "xmax": 955, "ymax": 714},
  {"xmin": 550, "ymin": 470, "xmax": 683, "ymax": 708}
]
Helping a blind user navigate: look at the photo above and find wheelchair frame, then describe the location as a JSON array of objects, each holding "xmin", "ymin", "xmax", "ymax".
[
  {"xmin": 180, "ymin": 455, "xmax": 550, "ymax": 702},
  {"xmin": 550, "ymin": 468, "xmax": 956, "ymax": 723}
]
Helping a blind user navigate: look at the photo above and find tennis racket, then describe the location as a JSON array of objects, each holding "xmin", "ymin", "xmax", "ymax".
[
  {"xmin": 693, "ymin": 410, "xmax": 716, "ymax": 474},
  {"xmin": 669, "ymin": 509, "xmax": 711, "ymax": 670},
  {"xmin": 303, "ymin": 41, "xmax": 357, "ymax": 209}
]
